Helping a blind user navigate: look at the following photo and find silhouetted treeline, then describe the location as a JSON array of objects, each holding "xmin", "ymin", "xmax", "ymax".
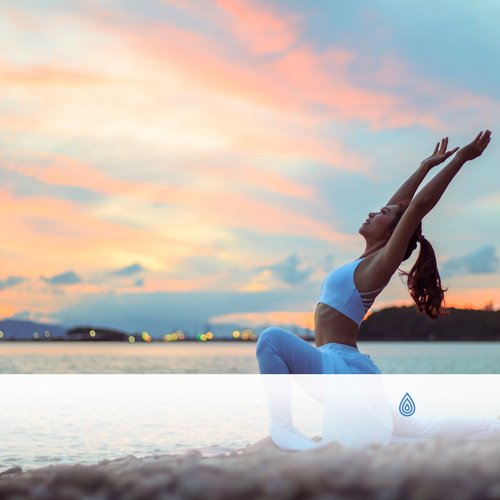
[
  {"xmin": 359, "ymin": 306, "xmax": 500, "ymax": 341},
  {"xmin": 66, "ymin": 327, "xmax": 131, "ymax": 341}
]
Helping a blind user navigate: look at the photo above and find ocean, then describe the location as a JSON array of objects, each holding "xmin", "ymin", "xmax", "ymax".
[{"xmin": 0, "ymin": 341, "xmax": 499, "ymax": 374}]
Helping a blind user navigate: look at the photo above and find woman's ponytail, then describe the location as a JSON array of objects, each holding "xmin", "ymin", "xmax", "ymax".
[{"xmin": 398, "ymin": 235, "xmax": 449, "ymax": 319}]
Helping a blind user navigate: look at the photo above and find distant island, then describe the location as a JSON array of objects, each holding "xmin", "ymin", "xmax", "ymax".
[
  {"xmin": 0, "ymin": 306, "xmax": 499, "ymax": 342},
  {"xmin": 359, "ymin": 306, "xmax": 500, "ymax": 341}
]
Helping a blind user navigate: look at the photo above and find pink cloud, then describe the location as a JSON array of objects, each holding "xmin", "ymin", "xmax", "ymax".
[
  {"xmin": 198, "ymin": 162, "xmax": 314, "ymax": 200},
  {"xmin": 4, "ymin": 152, "xmax": 313, "ymax": 206},
  {"xmin": 3, "ymin": 154, "xmax": 353, "ymax": 247},
  {"xmin": 3, "ymin": 3, "xmax": 463, "ymax": 173},
  {"xmin": 372, "ymin": 53, "xmax": 500, "ymax": 129},
  {"xmin": 215, "ymin": 0, "xmax": 299, "ymax": 54},
  {"xmin": 91, "ymin": 8, "xmax": 446, "ymax": 133},
  {"xmin": 195, "ymin": 190, "xmax": 353, "ymax": 244},
  {"xmin": 270, "ymin": 47, "xmax": 442, "ymax": 130},
  {"xmin": 162, "ymin": 0, "xmax": 299, "ymax": 55},
  {"xmin": 4, "ymin": 154, "xmax": 138, "ymax": 196}
]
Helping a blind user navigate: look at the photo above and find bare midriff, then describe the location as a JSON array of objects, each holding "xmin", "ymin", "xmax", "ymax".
[{"xmin": 314, "ymin": 302, "xmax": 360, "ymax": 348}]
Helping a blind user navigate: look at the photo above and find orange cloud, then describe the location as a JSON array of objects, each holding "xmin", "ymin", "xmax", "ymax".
[
  {"xmin": 0, "ymin": 59, "xmax": 105, "ymax": 87},
  {"xmin": 0, "ymin": 186, "xmax": 195, "ymax": 275},
  {"xmin": 4, "ymin": 153, "xmax": 352, "ymax": 245},
  {"xmin": 3, "ymin": 155, "xmax": 133, "ymax": 195}
]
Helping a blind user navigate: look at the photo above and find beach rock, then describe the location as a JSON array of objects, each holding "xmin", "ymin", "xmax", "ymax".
[{"xmin": 0, "ymin": 466, "xmax": 22, "ymax": 478}]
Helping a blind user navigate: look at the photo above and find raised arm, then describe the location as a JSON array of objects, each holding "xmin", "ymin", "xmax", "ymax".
[
  {"xmin": 377, "ymin": 131, "xmax": 491, "ymax": 276},
  {"xmin": 386, "ymin": 137, "xmax": 459, "ymax": 206}
]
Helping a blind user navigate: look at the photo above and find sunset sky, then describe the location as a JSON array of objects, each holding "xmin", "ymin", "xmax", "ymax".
[{"xmin": 1, "ymin": 1, "xmax": 499, "ymax": 334}]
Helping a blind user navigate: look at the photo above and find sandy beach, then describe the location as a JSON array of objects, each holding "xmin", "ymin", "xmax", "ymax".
[{"xmin": 2, "ymin": 436, "xmax": 500, "ymax": 499}]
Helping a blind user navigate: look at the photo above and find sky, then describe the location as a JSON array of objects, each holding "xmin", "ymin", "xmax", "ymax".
[{"xmin": 1, "ymin": 0, "xmax": 499, "ymax": 335}]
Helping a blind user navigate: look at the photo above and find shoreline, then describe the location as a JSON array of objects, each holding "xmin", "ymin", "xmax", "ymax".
[{"xmin": 2, "ymin": 437, "xmax": 500, "ymax": 499}]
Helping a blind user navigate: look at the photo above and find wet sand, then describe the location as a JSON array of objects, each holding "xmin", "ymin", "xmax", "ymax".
[{"xmin": 1, "ymin": 436, "xmax": 500, "ymax": 499}]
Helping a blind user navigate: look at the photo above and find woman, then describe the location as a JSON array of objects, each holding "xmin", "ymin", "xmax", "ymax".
[{"xmin": 255, "ymin": 130, "xmax": 498, "ymax": 450}]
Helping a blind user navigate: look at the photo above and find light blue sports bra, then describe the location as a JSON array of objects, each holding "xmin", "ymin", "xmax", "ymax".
[{"xmin": 318, "ymin": 257, "xmax": 385, "ymax": 327}]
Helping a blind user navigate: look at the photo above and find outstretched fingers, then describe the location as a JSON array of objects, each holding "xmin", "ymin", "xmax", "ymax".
[
  {"xmin": 478, "ymin": 129, "xmax": 492, "ymax": 152},
  {"xmin": 473, "ymin": 131, "xmax": 484, "ymax": 144},
  {"xmin": 439, "ymin": 137, "xmax": 448, "ymax": 154},
  {"xmin": 480, "ymin": 129, "xmax": 492, "ymax": 142}
]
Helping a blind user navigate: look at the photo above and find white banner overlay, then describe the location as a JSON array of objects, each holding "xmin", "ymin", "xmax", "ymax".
[{"xmin": 1, "ymin": 375, "xmax": 499, "ymax": 471}]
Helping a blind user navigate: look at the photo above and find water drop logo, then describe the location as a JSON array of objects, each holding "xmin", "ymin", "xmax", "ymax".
[{"xmin": 399, "ymin": 392, "xmax": 416, "ymax": 417}]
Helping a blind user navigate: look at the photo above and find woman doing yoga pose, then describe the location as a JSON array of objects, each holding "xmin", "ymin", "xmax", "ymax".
[
  {"xmin": 257, "ymin": 131, "xmax": 491, "ymax": 375},
  {"xmin": 255, "ymin": 130, "xmax": 499, "ymax": 450}
]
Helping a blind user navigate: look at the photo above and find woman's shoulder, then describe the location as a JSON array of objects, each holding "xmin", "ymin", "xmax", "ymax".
[{"xmin": 354, "ymin": 251, "xmax": 393, "ymax": 292}]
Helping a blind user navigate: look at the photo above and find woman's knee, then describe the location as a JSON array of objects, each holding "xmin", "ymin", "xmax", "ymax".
[{"xmin": 256, "ymin": 327, "xmax": 285, "ymax": 356}]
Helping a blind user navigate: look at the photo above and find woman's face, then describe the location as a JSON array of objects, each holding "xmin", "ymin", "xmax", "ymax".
[{"xmin": 359, "ymin": 204, "xmax": 400, "ymax": 241}]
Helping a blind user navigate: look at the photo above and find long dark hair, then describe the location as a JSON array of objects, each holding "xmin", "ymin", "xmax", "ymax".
[{"xmin": 388, "ymin": 200, "xmax": 448, "ymax": 320}]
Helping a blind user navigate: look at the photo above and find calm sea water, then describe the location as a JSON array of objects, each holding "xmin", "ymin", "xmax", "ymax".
[
  {"xmin": 0, "ymin": 375, "xmax": 270, "ymax": 472},
  {"xmin": 0, "ymin": 341, "xmax": 499, "ymax": 373}
]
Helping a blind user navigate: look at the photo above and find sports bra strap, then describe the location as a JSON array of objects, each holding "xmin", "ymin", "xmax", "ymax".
[{"xmin": 358, "ymin": 285, "xmax": 385, "ymax": 295}]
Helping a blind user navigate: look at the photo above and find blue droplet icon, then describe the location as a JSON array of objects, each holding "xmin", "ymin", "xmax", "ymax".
[{"xmin": 399, "ymin": 392, "xmax": 416, "ymax": 417}]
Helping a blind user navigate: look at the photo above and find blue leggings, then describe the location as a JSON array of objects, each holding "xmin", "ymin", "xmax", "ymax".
[
  {"xmin": 256, "ymin": 326, "xmax": 322, "ymax": 374},
  {"xmin": 256, "ymin": 327, "xmax": 500, "ymax": 447}
]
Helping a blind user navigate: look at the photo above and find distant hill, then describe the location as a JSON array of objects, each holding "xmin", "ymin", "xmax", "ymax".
[
  {"xmin": 0, "ymin": 319, "xmax": 67, "ymax": 340},
  {"xmin": 359, "ymin": 306, "xmax": 500, "ymax": 341},
  {"xmin": 66, "ymin": 326, "xmax": 132, "ymax": 341},
  {"xmin": 0, "ymin": 306, "xmax": 499, "ymax": 341}
]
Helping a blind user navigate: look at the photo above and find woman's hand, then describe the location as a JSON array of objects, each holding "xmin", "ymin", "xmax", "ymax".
[
  {"xmin": 420, "ymin": 137, "xmax": 459, "ymax": 171},
  {"xmin": 455, "ymin": 130, "xmax": 492, "ymax": 163}
]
